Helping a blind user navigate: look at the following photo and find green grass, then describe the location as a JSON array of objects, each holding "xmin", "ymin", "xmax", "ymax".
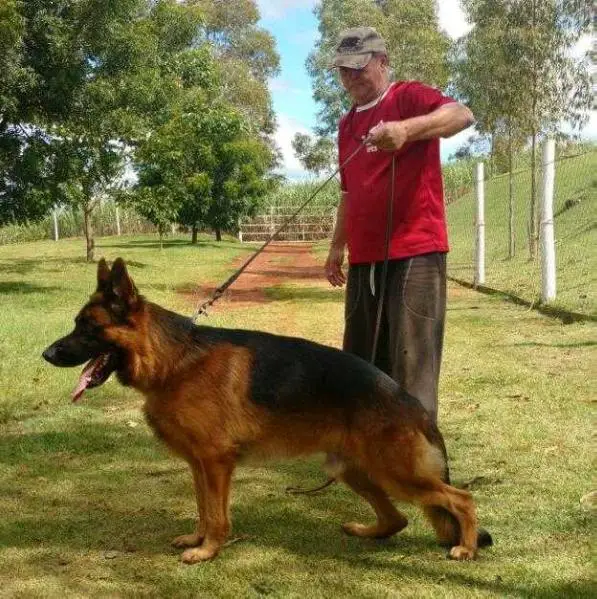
[
  {"xmin": 0, "ymin": 236, "xmax": 595, "ymax": 598},
  {"xmin": 447, "ymin": 150, "xmax": 597, "ymax": 316}
]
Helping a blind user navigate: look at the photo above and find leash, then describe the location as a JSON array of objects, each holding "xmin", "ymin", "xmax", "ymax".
[
  {"xmin": 286, "ymin": 152, "xmax": 398, "ymax": 496},
  {"xmin": 370, "ymin": 153, "xmax": 396, "ymax": 364},
  {"xmin": 190, "ymin": 142, "xmax": 366, "ymax": 322}
]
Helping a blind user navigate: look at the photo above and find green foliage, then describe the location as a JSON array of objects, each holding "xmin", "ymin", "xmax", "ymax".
[
  {"xmin": 454, "ymin": 0, "xmax": 591, "ymax": 138},
  {"xmin": 443, "ymin": 158, "xmax": 477, "ymax": 205},
  {"xmin": 0, "ymin": 0, "xmax": 281, "ymax": 255},
  {"xmin": 292, "ymin": 133, "xmax": 337, "ymax": 176},
  {"xmin": 262, "ymin": 179, "xmax": 341, "ymax": 214},
  {"xmin": 132, "ymin": 77, "xmax": 278, "ymax": 241}
]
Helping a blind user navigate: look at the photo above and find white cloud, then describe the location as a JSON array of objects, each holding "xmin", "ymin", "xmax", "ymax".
[
  {"xmin": 256, "ymin": 0, "xmax": 317, "ymax": 20},
  {"xmin": 274, "ymin": 113, "xmax": 311, "ymax": 180},
  {"xmin": 438, "ymin": 0, "xmax": 472, "ymax": 40}
]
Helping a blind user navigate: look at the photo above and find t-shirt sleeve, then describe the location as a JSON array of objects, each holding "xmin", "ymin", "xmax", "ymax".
[{"xmin": 397, "ymin": 81, "xmax": 456, "ymax": 119}]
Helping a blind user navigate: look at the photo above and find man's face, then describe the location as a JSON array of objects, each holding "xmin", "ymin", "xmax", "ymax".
[{"xmin": 338, "ymin": 55, "xmax": 388, "ymax": 106}]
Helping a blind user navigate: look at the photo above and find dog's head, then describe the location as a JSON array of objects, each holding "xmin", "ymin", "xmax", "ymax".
[{"xmin": 42, "ymin": 258, "xmax": 141, "ymax": 401}]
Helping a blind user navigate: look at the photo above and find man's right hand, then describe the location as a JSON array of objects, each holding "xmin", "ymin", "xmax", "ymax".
[{"xmin": 325, "ymin": 245, "xmax": 346, "ymax": 287}]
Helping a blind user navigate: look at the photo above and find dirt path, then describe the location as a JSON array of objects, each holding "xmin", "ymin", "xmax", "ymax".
[
  {"xmin": 191, "ymin": 242, "xmax": 471, "ymax": 314},
  {"xmin": 196, "ymin": 242, "xmax": 327, "ymax": 310}
]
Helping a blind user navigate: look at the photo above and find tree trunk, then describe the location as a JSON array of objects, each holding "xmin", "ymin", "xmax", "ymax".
[
  {"xmin": 489, "ymin": 131, "xmax": 496, "ymax": 177},
  {"xmin": 192, "ymin": 225, "xmax": 198, "ymax": 244},
  {"xmin": 215, "ymin": 227, "xmax": 222, "ymax": 242},
  {"xmin": 83, "ymin": 203, "xmax": 95, "ymax": 262},
  {"xmin": 529, "ymin": 131, "xmax": 537, "ymax": 260},
  {"xmin": 528, "ymin": 0, "xmax": 538, "ymax": 261},
  {"xmin": 508, "ymin": 120, "xmax": 515, "ymax": 259}
]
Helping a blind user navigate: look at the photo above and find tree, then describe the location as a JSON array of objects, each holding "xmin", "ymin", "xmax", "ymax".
[
  {"xmin": 455, "ymin": 0, "xmax": 592, "ymax": 259},
  {"xmin": 131, "ymin": 2, "xmax": 280, "ymax": 244},
  {"xmin": 195, "ymin": 0, "xmax": 280, "ymax": 135},
  {"xmin": 206, "ymin": 128, "xmax": 277, "ymax": 241},
  {"xmin": 0, "ymin": 0, "xmax": 281, "ymax": 256},
  {"xmin": 132, "ymin": 77, "xmax": 278, "ymax": 243},
  {"xmin": 0, "ymin": 0, "xmax": 197, "ymax": 260},
  {"xmin": 450, "ymin": 5, "xmax": 530, "ymax": 258},
  {"xmin": 291, "ymin": 133, "xmax": 337, "ymax": 176}
]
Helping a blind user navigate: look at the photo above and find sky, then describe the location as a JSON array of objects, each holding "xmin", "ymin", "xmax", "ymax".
[{"xmin": 255, "ymin": 0, "xmax": 596, "ymax": 180}]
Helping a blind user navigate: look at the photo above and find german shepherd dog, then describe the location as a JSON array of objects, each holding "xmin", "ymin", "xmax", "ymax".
[{"xmin": 43, "ymin": 258, "xmax": 492, "ymax": 564}]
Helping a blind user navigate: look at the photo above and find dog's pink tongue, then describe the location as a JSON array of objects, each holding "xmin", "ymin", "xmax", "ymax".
[{"xmin": 71, "ymin": 360, "xmax": 96, "ymax": 402}]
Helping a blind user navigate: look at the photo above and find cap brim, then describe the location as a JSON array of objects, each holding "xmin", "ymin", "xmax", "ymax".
[{"xmin": 329, "ymin": 52, "xmax": 372, "ymax": 70}]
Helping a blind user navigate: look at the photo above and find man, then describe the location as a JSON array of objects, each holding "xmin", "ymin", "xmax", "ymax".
[{"xmin": 325, "ymin": 27, "xmax": 474, "ymax": 423}]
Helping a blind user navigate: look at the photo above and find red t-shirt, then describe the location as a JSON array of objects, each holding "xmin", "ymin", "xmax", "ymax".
[{"xmin": 338, "ymin": 81, "xmax": 456, "ymax": 264}]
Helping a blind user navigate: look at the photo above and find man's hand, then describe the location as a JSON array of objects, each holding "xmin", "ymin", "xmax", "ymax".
[
  {"xmin": 325, "ymin": 245, "xmax": 346, "ymax": 287},
  {"xmin": 365, "ymin": 121, "xmax": 408, "ymax": 152}
]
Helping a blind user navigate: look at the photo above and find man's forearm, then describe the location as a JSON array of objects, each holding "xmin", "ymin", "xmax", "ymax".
[{"xmin": 403, "ymin": 103, "xmax": 474, "ymax": 142}]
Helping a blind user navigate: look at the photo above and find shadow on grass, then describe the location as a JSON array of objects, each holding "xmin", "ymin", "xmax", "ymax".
[
  {"xmin": 448, "ymin": 276, "xmax": 597, "ymax": 324},
  {"xmin": 175, "ymin": 284, "xmax": 342, "ymax": 306},
  {"xmin": 0, "ymin": 256, "xmax": 88, "ymax": 275},
  {"xmin": 0, "ymin": 281, "xmax": 61, "ymax": 295},
  {"xmin": 100, "ymin": 239, "xmax": 245, "ymax": 252},
  {"xmin": 264, "ymin": 286, "xmax": 343, "ymax": 303},
  {"xmin": 248, "ymin": 267, "xmax": 325, "ymax": 280},
  {"xmin": 0, "ymin": 422, "xmax": 589, "ymax": 599},
  {"xmin": 506, "ymin": 340, "xmax": 597, "ymax": 349},
  {"xmin": 0, "ymin": 256, "xmax": 148, "ymax": 276}
]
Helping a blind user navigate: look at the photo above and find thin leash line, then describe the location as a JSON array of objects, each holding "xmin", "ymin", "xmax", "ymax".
[
  {"xmin": 191, "ymin": 141, "xmax": 366, "ymax": 321},
  {"xmin": 370, "ymin": 152, "xmax": 396, "ymax": 364}
]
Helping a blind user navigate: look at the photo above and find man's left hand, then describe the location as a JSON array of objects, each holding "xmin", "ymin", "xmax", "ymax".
[{"xmin": 365, "ymin": 121, "xmax": 408, "ymax": 152}]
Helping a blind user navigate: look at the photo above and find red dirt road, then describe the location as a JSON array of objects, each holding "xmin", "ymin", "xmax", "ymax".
[{"xmin": 195, "ymin": 242, "xmax": 328, "ymax": 310}]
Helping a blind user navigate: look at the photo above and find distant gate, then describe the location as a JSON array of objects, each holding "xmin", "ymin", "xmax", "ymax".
[{"xmin": 239, "ymin": 206, "xmax": 336, "ymax": 242}]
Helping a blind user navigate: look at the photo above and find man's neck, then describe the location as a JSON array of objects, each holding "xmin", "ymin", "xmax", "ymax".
[
  {"xmin": 355, "ymin": 81, "xmax": 391, "ymax": 108},
  {"xmin": 355, "ymin": 80, "xmax": 391, "ymax": 107}
]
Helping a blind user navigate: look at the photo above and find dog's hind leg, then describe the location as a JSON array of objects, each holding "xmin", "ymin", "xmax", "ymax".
[
  {"xmin": 381, "ymin": 478, "xmax": 479, "ymax": 560},
  {"xmin": 363, "ymin": 433, "xmax": 480, "ymax": 559},
  {"xmin": 181, "ymin": 454, "xmax": 236, "ymax": 564},
  {"xmin": 340, "ymin": 467, "xmax": 408, "ymax": 539},
  {"xmin": 173, "ymin": 460, "xmax": 207, "ymax": 549}
]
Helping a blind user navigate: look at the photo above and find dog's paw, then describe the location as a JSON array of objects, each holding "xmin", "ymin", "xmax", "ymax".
[
  {"xmin": 172, "ymin": 532, "xmax": 204, "ymax": 548},
  {"xmin": 181, "ymin": 544, "xmax": 220, "ymax": 564},
  {"xmin": 448, "ymin": 545, "xmax": 477, "ymax": 561}
]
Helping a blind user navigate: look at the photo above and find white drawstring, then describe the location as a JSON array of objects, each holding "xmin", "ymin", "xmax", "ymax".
[{"xmin": 369, "ymin": 263, "xmax": 376, "ymax": 297}]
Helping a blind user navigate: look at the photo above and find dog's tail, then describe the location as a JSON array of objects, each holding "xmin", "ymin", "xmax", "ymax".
[{"xmin": 423, "ymin": 425, "xmax": 493, "ymax": 549}]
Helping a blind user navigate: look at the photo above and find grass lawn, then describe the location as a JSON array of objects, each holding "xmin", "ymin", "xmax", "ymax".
[
  {"xmin": 447, "ymin": 150, "xmax": 597, "ymax": 316},
  {"xmin": 0, "ymin": 235, "xmax": 594, "ymax": 598}
]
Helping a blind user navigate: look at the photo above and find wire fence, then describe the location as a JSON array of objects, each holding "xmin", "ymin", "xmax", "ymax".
[
  {"xmin": 239, "ymin": 205, "xmax": 336, "ymax": 242},
  {"xmin": 239, "ymin": 178, "xmax": 340, "ymax": 242},
  {"xmin": 446, "ymin": 146, "xmax": 597, "ymax": 317},
  {"xmin": 0, "ymin": 202, "xmax": 156, "ymax": 246}
]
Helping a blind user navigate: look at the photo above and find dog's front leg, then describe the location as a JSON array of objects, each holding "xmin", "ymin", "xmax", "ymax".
[
  {"xmin": 172, "ymin": 459, "xmax": 207, "ymax": 549},
  {"xmin": 181, "ymin": 453, "xmax": 236, "ymax": 564}
]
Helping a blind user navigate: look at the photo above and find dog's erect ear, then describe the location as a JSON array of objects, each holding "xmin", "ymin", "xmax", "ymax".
[
  {"xmin": 97, "ymin": 258, "xmax": 111, "ymax": 292},
  {"xmin": 110, "ymin": 258, "xmax": 139, "ymax": 309}
]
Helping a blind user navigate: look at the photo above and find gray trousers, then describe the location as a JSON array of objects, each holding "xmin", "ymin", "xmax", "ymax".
[{"xmin": 343, "ymin": 252, "xmax": 447, "ymax": 423}]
